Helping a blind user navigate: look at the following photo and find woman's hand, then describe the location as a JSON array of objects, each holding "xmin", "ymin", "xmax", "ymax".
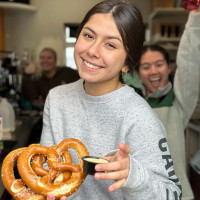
[
  {"xmin": 94, "ymin": 143, "xmax": 131, "ymax": 192},
  {"xmin": 47, "ymin": 194, "xmax": 67, "ymax": 200}
]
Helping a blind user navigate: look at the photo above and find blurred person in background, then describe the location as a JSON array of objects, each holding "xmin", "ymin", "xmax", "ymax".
[
  {"xmin": 21, "ymin": 48, "xmax": 80, "ymax": 144},
  {"xmin": 21, "ymin": 47, "xmax": 80, "ymax": 110}
]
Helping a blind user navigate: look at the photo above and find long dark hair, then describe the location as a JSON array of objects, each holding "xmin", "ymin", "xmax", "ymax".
[{"xmin": 76, "ymin": 0, "xmax": 145, "ymax": 76}]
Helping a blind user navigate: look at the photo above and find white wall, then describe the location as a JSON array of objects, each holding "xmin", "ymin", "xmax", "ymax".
[{"xmin": 3, "ymin": 0, "xmax": 150, "ymax": 66}]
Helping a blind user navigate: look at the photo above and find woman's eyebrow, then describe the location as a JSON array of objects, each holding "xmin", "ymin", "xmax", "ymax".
[
  {"xmin": 83, "ymin": 26, "xmax": 122, "ymax": 43},
  {"xmin": 155, "ymin": 59, "xmax": 166, "ymax": 64},
  {"xmin": 83, "ymin": 26, "xmax": 96, "ymax": 34},
  {"xmin": 141, "ymin": 59, "xmax": 165, "ymax": 66}
]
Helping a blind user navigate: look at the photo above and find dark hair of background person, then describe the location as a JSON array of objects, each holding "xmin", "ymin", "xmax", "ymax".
[
  {"xmin": 76, "ymin": 0, "xmax": 145, "ymax": 82},
  {"xmin": 140, "ymin": 44, "xmax": 171, "ymax": 66}
]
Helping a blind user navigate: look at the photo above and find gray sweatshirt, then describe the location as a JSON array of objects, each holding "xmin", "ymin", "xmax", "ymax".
[{"xmin": 40, "ymin": 79, "xmax": 181, "ymax": 200}]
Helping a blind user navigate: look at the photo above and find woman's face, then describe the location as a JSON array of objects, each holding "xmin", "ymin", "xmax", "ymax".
[
  {"xmin": 74, "ymin": 13, "xmax": 128, "ymax": 89},
  {"xmin": 40, "ymin": 50, "xmax": 56, "ymax": 73},
  {"xmin": 138, "ymin": 50, "xmax": 171, "ymax": 97}
]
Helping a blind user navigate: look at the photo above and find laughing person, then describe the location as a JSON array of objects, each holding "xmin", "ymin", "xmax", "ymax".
[{"xmin": 123, "ymin": 7, "xmax": 200, "ymax": 200}]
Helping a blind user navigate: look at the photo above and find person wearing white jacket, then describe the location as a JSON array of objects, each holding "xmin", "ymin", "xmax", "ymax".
[{"xmin": 124, "ymin": 7, "xmax": 200, "ymax": 200}]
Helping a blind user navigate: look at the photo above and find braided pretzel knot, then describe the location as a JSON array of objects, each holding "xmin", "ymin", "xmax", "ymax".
[
  {"xmin": 1, "ymin": 138, "xmax": 89, "ymax": 199},
  {"xmin": 31, "ymin": 146, "xmax": 72, "ymax": 185}
]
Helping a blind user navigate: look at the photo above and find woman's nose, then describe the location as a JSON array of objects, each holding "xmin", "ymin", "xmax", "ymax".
[
  {"xmin": 87, "ymin": 42, "xmax": 100, "ymax": 58},
  {"xmin": 40, "ymin": 58, "xmax": 47, "ymax": 62},
  {"xmin": 149, "ymin": 66, "xmax": 157, "ymax": 74}
]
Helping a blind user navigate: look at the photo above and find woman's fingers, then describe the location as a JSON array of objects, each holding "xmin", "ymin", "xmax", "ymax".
[
  {"xmin": 47, "ymin": 194, "xmax": 67, "ymax": 200},
  {"xmin": 95, "ymin": 158, "xmax": 127, "ymax": 172},
  {"xmin": 108, "ymin": 178, "xmax": 126, "ymax": 192},
  {"xmin": 96, "ymin": 143, "xmax": 130, "ymax": 172},
  {"xmin": 60, "ymin": 197, "xmax": 67, "ymax": 200},
  {"xmin": 117, "ymin": 143, "xmax": 131, "ymax": 157},
  {"xmin": 47, "ymin": 194, "xmax": 55, "ymax": 200},
  {"xmin": 102, "ymin": 143, "xmax": 131, "ymax": 162},
  {"xmin": 95, "ymin": 169, "xmax": 128, "ymax": 180},
  {"xmin": 95, "ymin": 143, "xmax": 131, "ymax": 192},
  {"xmin": 109, "ymin": 143, "xmax": 130, "ymax": 162}
]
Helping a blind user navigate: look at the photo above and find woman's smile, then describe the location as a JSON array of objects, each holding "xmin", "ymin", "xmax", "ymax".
[
  {"xmin": 139, "ymin": 50, "xmax": 171, "ymax": 97},
  {"xmin": 83, "ymin": 60, "xmax": 102, "ymax": 71},
  {"xmin": 74, "ymin": 13, "xmax": 128, "ymax": 95},
  {"xmin": 149, "ymin": 76, "xmax": 161, "ymax": 88}
]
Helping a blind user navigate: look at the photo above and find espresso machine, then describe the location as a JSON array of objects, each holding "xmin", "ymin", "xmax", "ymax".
[{"xmin": 0, "ymin": 50, "xmax": 21, "ymax": 107}]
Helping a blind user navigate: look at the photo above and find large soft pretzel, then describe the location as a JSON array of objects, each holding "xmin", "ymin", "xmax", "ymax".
[
  {"xmin": 1, "ymin": 148, "xmax": 45, "ymax": 200},
  {"xmin": 1, "ymin": 138, "xmax": 89, "ymax": 199}
]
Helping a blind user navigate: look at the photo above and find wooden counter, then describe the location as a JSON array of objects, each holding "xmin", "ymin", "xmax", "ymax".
[{"xmin": 0, "ymin": 115, "xmax": 41, "ymax": 200}]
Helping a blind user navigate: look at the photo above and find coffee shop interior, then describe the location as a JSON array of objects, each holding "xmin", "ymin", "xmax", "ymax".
[{"xmin": 0, "ymin": 0, "xmax": 200, "ymax": 199}]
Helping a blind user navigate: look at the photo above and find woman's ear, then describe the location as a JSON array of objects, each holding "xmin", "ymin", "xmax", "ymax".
[
  {"xmin": 168, "ymin": 64, "xmax": 172, "ymax": 74},
  {"xmin": 122, "ymin": 65, "xmax": 129, "ymax": 73}
]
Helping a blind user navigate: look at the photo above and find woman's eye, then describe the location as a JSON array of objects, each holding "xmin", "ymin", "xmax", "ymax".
[
  {"xmin": 106, "ymin": 43, "xmax": 116, "ymax": 49},
  {"xmin": 84, "ymin": 34, "xmax": 93, "ymax": 39},
  {"xmin": 141, "ymin": 65, "xmax": 150, "ymax": 70},
  {"xmin": 156, "ymin": 63, "xmax": 163, "ymax": 68}
]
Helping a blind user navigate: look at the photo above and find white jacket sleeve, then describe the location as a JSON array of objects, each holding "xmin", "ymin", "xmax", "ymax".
[{"xmin": 174, "ymin": 10, "xmax": 200, "ymax": 127}]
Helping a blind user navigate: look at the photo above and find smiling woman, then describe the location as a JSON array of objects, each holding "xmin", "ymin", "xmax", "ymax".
[
  {"xmin": 21, "ymin": 47, "xmax": 80, "ymax": 110},
  {"xmin": 74, "ymin": 13, "xmax": 128, "ymax": 95},
  {"xmin": 39, "ymin": 0, "xmax": 182, "ymax": 200},
  {"xmin": 138, "ymin": 45, "xmax": 171, "ymax": 99}
]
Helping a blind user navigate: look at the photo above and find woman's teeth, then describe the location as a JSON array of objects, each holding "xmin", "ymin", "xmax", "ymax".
[
  {"xmin": 84, "ymin": 61, "xmax": 101, "ymax": 69},
  {"xmin": 150, "ymin": 77, "xmax": 160, "ymax": 82}
]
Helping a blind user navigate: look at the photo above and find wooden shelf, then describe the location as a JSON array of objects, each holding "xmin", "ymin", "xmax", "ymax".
[
  {"xmin": 148, "ymin": 7, "xmax": 189, "ymax": 44},
  {"xmin": 150, "ymin": 7, "xmax": 189, "ymax": 19},
  {"xmin": 0, "ymin": 2, "xmax": 36, "ymax": 12},
  {"xmin": 159, "ymin": 43, "xmax": 178, "ymax": 51},
  {"xmin": 154, "ymin": 37, "xmax": 181, "ymax": 43}
]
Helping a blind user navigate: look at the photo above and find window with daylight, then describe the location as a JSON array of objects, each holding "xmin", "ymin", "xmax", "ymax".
[{"xmin": 65, "ymin": 24, "xmax": 79, "ymax": 70}]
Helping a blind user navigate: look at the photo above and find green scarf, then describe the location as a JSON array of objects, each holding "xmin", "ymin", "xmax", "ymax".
[{"xmin": 147, "ymin": 89, "xmax": 175, "ymax": 108}]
